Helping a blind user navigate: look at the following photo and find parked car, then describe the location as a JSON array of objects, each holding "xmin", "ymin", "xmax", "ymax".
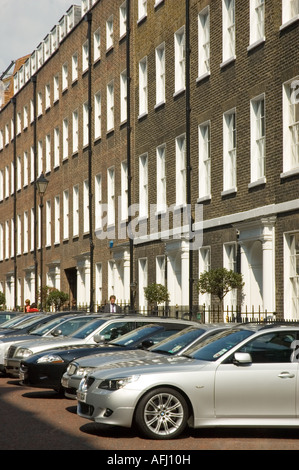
[
  {"xmin": 19, "ymin": 320, "xmax": 199, "ymax": 393},
  {"xmin": 61, "ymin": 324, "xmax": 228, "ymax": 398},
  {"xmin": 0, "ymin": 313, "xmax": 97, "ymax": 375},
  {"xmin": 8, "ymin": 316, "xmax": 199, "ymax": 382},
  {"xmin": 0, "ymin": 310, "xmax": 84, "ymax": 337},
  {"xmin": 77, "ymin": 324, "xmax": 299, "ymax": 439},
  {"xmin": 0, "ymin": 312, "xmax": 23, "ymax": 325}
]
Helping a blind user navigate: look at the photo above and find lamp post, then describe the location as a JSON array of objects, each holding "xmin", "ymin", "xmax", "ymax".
[{"xmin": 36, "ymin": 173, "xmax": 49, "ymax": 311}]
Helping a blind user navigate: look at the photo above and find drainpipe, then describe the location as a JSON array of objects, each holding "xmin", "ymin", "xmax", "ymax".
[
  {"xmin": 185, "ymin": 0, "xmax": 193, "ymax": 314},
  {"xmin": 126, "ymin": 0, "xmax": 134, "ymax": 312},
  {"xmin": 85, "ymin": 12, "xmax": 94, "ymax": 312},
  {"xmin": 31, "ymin": 75, "xmax": 38, "ymax": 304},
  {"xmin": 12, "ymin": 97, "xmax": 17, "ymax": 309}
]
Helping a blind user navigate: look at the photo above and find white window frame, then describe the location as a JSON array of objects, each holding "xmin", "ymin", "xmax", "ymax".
[
  {"xmin": 54, "ymin": 195, "xmax": 60, "ymax": 245},
  {"xmin": 222, "ymin": 109, "xmax": 237, "ymax": 193},
  {"xmin": 282, "ymin": 77, "xmax": 299, "ymax": 176},
  {"xmin": 94, "ymin": 92, "xmax": 101, "ymax": 140},
  {"xmin": 83, "ymin": 179, "xmax": 90, "ymax": 233},
  {"xmin": 121, "ymin": 161, "xmax": 128, "ymax": 221},
  {"xmin": 175, "ymin": 134, "xmax": 186, "ymax": 207},
  {"xmin": 250, "ymin": 94, "xmax": 266, "ymax": 184},
  {"xmin": 95, "ymin": 174, "xmax": 102, "ymax": 230},
  {"xmin": 72, "ymin": 52, "xmax": 78, "ymax": 82},
  {"xmin": 107, "ymin": 167, "xmax": 115, "ymax": 226},
  {"xmin": 249, "ymin": 0, "xmax": 265, "ymax": 48},
  {"xmin": 156, "ymin": 144, "xmax": 167, "ymax": 213},
  {"xmin": 138, "ymin": 0, "xmax": 147, "ymax": 22},
  {"xmin": 45, "ymin": 134, "xmax": 51, "ymax": 173},
  {"xmin": 54, "ymin": 127, "xmax": 60, "ymax": 168},
  {"xmin": 221, "ymin": 0, "xmax": 235, "ymax": 66},
  {"xmin": 23, "ymin": 211, "xmax": 28, "ymax": 254},
  {"xmin": 198, "ymin": 7, "xmax": 210, "ymax": 79},
  {"xmin": 120, "ymin": 70, "xmax": 127, "ymax": 123},
  {"xmin": 155, "ymin": 43, "xmax": 165, "ymax": 107},
  {"xmin": 62, "ymin": 118, "xmax": 69, "ymax": 160},
  {"xmin": 53, "ymin": 75, "xmax": 59, "ymax": 103},
  {"xmin": 198, "ymin": 122, "xmax": 211, "ymax": 200},
  {"xmin": 139, "ymin": 57, "xmax": 148, "ymax": 117},
  {"xmin": 63, "ymin": 189, "xmax": 69, "ymax": 240},
  {"xmin": 72, "ymin": 110, "xmax": 79, "ymax": 154},
  {"xmin": 107, "ymin": 81, "xmax": 114, "ymax": 132},
  {"xmin": 83, "ymin": 101, "xmax": 89, "ymax": 147},
  {"xmin": 46, "ymin": 199, "xmax": 51, "ymax": 247},
  {"xmin": 94, "ymin": 28, "xmax": 101, "ymax": 62},
  {"xmin": 174, "ymin": 27, "xmax": 185, "ymax": 94},
  {"xmin": 82, "ymin": 40, "xmax": 89, "ymax": 72},
  {"xmin": 73, "ymin": 184, "xmax": 79, "ymax": 238},
  {"xmin": 119, "ymin": 2, "xmax": 127, "ymax": 38},
  {"xmin": 62, "ymin": 63, "xmax": 68, "ymax": 91},
  {"xmin": 106, "ymin": 16, "xmax": 114, "ymax": 51},
  {"xmin": 139, "ymin": 153, "xmax": 148, "ymax": 219},
  {"xmin": 281, "ymin": 0, "xmax": 299, "ymax": 28}
]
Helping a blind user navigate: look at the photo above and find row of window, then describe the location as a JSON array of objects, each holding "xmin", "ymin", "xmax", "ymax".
[
  {"xmin": 4, "ymin": 1, "xmax": 298, "ymax": 148},
  {"xmin": 0, "ymin": 76, "xmax": 297, "ymax": 211}
]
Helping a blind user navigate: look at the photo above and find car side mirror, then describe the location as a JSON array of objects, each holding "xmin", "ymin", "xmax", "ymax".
[
  {"xmin": 51, "ymin": 328, "xmax": 62, "ymax": 337},
  {"xmin": 93, "ymin": 333, "xmax": 106, "ymax": 343},
  {"xmin": 233, "ymin": 352, "xmax": 252, "ymax": 365}
]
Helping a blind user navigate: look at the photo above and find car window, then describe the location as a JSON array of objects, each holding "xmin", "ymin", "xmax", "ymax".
[
  {"xmin": 70, "ymin": 318, "xmax": 107, "ymax": 339},
  {"xmin": 99, "ymin": 321, "xmax": 136, "ymax": 341},
  {"xmin": 236, "ymin": 331, "xmax": 297, "ymax": 363},
  {"xmin": 110, "ymin": 325, "xmax": 161, "ymax": 345},
  {"xmin": 30, "ymin": 317, "xmax": 73, "ymax": 335},
  {"xmin": 58, "ymin": 317, "xmax": 100, "ymax": 336},
  {"xmin": 186, "ymin": 329, "xmax": 254, "ymax": 362},
  {"xmin": 150, "ymin": 327, "xmax": 208, "ymax": 355}
]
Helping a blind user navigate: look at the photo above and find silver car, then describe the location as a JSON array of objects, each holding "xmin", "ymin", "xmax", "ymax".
[
  {"xmin": 77, "ymin": 324, "xmax": 299, "ymax": 440},
  {"xmin": 62, "ymin": 324, "xmax": 227, "ymax": 398}
]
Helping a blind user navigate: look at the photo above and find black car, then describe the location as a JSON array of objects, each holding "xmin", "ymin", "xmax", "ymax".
[{"xmin": 19, "ymin": 321, "xmax": 195, "ymax": 393}]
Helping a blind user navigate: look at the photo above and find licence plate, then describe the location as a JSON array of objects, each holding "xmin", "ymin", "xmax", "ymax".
[{"xmin": 77, "ymin": 391, "xmax": 87, "ymax": 403}]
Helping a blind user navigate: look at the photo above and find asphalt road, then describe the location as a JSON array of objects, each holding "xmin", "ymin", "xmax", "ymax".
[{"xmin": 1, "ymin": 376, "xmax": 299, "ymax": 453}]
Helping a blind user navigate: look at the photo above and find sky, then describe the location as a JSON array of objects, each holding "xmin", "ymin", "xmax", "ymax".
[{"xmin": 0, "ymin": 0, "xmax": 76, "ymax": 75}]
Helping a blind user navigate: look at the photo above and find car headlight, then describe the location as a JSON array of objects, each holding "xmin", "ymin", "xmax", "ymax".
[
  {"xmin": 16, "ymin": 348, "xmax": 33, "ymax": 359},
  {"xmin": 37, "ymin": 354, "xmax": 64, "ymax": 364},
  {"xmin": 99, "ymin": 375, "xmax": 140, "ymax": 391}
]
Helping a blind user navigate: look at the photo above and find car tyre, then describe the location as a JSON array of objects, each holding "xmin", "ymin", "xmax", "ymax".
[{"xmin": 135, "ymin": 387, "xmax": 189, "ymax": 440}]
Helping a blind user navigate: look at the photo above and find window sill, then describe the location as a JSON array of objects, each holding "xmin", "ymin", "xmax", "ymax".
[
  {"xmin": 138, "ymin": 111, "xmax": 148, "ymax": 121},
  {"xmin": 248, "ymin": 177, "xmax": 266, "ymax": 189},
  {"xmin": 220, "ymin": 55, "xmax": 236, "ymax": 69},
  {"xmin": 221, "ymin": 187, "xmax": 237, "ymax": 197},
  {"xmin": 197, "ymin": 194, "xmax": 211, "ymax": 203},
  {"xmin": 247, "ymin": 37, "xmax": 265, "ymax": 52},
  {"xmin": 196, "ymin": 72, "xmax": 210, "ymax": 84},
  {"xmin": 280, "ymin": 167, "xmax": 299, "ymax": 179},
  {"xmin": 173, "ymin": 88, "xmax": 185, "ymax": 99},
  {"xmin": 280, "ymin": 15, "xmax": 299, "ymax": 31}
]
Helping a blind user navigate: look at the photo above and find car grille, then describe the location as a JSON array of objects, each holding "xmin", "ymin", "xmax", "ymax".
[{"xmin": 78, "ymin": 402, "xmax": 94, "ymax": 416}]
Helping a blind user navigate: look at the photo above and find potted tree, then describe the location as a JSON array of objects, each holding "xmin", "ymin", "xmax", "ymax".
[
  {"xmin": 0, "ymin": 292, "xmax": 5, "ymax": 310},
  {"xmin": 196, "ymin": 268, "xmax": 244, "ymax": 321},
  {"xmin": 144, "ymin": 283, "xmax": 169, "ymax": 315}
]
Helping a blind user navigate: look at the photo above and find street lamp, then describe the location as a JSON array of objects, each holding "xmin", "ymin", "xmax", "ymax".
[{"xmin": 36, "ymin": 173, "xmax": 49, "ymax": 311}]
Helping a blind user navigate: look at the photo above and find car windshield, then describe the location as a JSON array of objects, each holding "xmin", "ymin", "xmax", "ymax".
[
  {"xmin": 0, "ymin": 315, "xmax": 27, "ymax": 328},
  {"xmin": 70, "ymin": 318, "xmax": 107, "ymax": 339},
  {"xmin": 149, "ymin": 327, "xmax": 208, "ymax": 355},
  {"xmin": 29, "ymin": 316, "xmax": 77, "ymax": 336},
  {"xmin": 10, "ymin": 314, "xmax": 46, "ymax": 329},
  {"xmin": 110, "ymin": 324, "xmax": 161, "ymax": 346},
  {"xmin": 184, "ymin": 328, "xmax": 255, "ymax": 362}
]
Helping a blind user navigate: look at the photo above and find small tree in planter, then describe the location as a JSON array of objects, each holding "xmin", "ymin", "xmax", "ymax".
[
  {"xmin": 196, "ymin": 268, "xmax": 244, "ymax": 320},
  {"xmin": 144, "ymin": 283, "xmax": 169, "ymax": 315},
  {"xmin": 0, "ymin": 292, "xmax": 5, "ymax": 310},
  {"xmin": 45, "ymin": 288, "xmax": 69, "ymax": 312}
]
